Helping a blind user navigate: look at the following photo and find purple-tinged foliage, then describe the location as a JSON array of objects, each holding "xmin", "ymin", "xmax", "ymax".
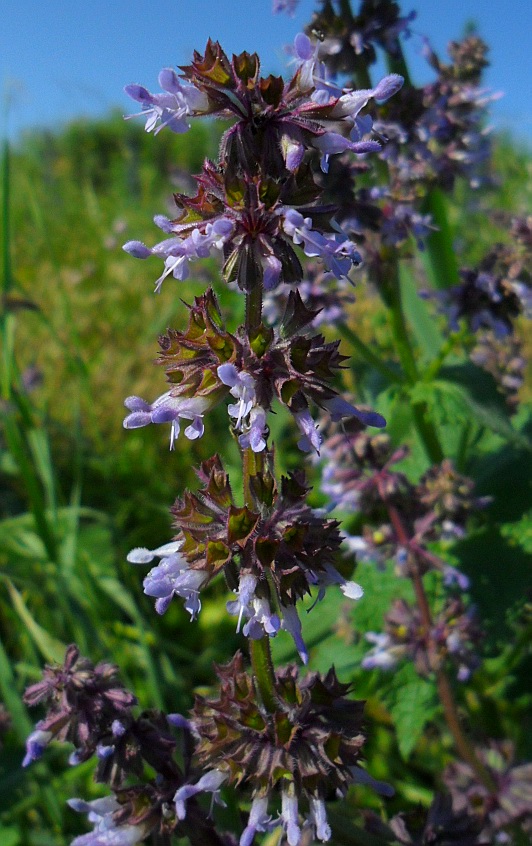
[{"xmin": 122, "ymin": 288, "xmax": 384, "ymax": 455}]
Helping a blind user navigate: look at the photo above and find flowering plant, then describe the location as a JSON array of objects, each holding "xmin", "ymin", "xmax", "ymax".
[{"xmin": 14, "ymin": 2, "xmax": 531, "ymax": 845}]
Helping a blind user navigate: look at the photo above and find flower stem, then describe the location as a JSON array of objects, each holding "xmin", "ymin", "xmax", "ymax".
[
  {"xmin": 250, "ymin": 636, "xmax": 277, "ymax": 714},
  {"xmin": 244, "ymin": 277, "xmax": 277, "ymax": 714},
  {"xmin": 387, "ymin": 503, "xmax": 497, "ymax": 794},
  {"xmin": 245, "ymin": 275, "xmax": 263, "ymax": 335}
]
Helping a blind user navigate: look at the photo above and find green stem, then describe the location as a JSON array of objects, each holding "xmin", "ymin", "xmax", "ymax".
[
  {"xmin": 385, "ymin": 49, "xmax": 413, "ymax": 88},
  {"xmin": 354, "ymin": 64, "xmax": 373, "ymax": 91},
  {"xmin": 421, "ymin": 188, "xmax": 460, "ymax": 290},
  {"xmin": 245, "ymin": 276, "xmax": 263, "ymax": 335},
  {"xmin": 250, "ymin": 636, "xmax": 277, "ymax": 714},
  {"xmin": 384, "ymin": 278, "xmax": 420, "ymax": 385},
  {"xmin": 244, "ymin": 277, "xmax": 277, "ymax": 714},
  {"xmin": 422, "ymin": 330, "xmax": 464, "ymax": 383}
]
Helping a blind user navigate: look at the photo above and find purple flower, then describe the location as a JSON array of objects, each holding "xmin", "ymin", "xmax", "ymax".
[
  {"xmin": 308, "ymin": 796, "xmax": 332, "ymax": 843},
  {"xmin": 312, "ymin": 562, "xmax": 364, "ymax": 604},
  {"xmin": 293, "ymin": 408, "xmax": 322, "ymax": 453},
  {"xmin": 325, "ymin": 396, "xmax": 387, "ymax": 428},
  {"xmin": 238, "ymin": 407, "xmax": 268, "ymax": 453},
  {"xmin": 282, "ymin": 209, "xmax": 361, "ymax": 278},
  {"xmin": 123, "ymin": 217, "xmax": 234, "ymax": 292},
  {"xmin": 174, "ymin": 770, "xmax": 227, "ymax": 821},
  {"xmin": 281, "ymin": 790, "xmax": 302, "ymax": 846},
  {"xmin": 123, "ymin": 392, "xmax": 219, "ymax": 449},
  {"xmin": 281, "ymin": 603, "xmax": 309, "ymax": 665},
  {"xmin": 361, "ymin": 632, "xmax": 401, "ymax": 671},
  {"xmin": 226, "ymin": 573, "xmax": 258, "ymax": 633},
  {"xmin": 22, "ymin": 728, "xmax": 52, "ymax": 767},
  {"xmin": 240, "ymin": 796, "xmax": 273, "ymax": 846},
  {"xmin": 127, "ymin": 541, "xmax": 208, "ymax": 618},
  {"xmin": 217, "ymin": 364, "xmax": 268, "ymax": 452},
  {"xmin": 68, "ymin": 796, "xmax": 146, "ymax": 846},
  {"xmin": 226, "ymin": 573, "xmax": 280, "ymax": 638},
  {"xmin": 313, "ymin": 131, "xmax": 381, "ymax": 173},
  {"xmin": 125, "ymin": 70, "xmax": 208, "ymax": 135}
]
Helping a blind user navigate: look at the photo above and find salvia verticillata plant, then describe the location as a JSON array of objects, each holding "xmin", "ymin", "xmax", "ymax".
[{"xmin": 19, "ymin": 2, "xmax": 531, "ymax": 845}]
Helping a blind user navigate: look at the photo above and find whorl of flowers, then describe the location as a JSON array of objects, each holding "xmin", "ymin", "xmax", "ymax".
[
  {"xmin": 306, "ymin": 0, "xmax": 416, "ymax": 75},
  {"xmin": 178, "ymin": 652, "xmax": 366, "ymax": 845},
  {"xmin": 22, "ymin": 644, "xmax": 137, "ymax": 768},
  {"xmin": 362, "ymin": 596, "xmax": 483, "ymax": 681},
  {"xmin": 124, "ymin": 36, "xmax": 402, "ymax": 294},
  {"xmin": 319, "ymin": 427, "xmax": 487, "ymax": 584},
  {"xmin": 444, "ymin": 742, "xmax": 532, "ymax": 843},
  {"xmin": 123, "ymin": 287, "xmax": 385, "ymax": 453},
  {"xmin": 128, "ymin": 454, "xmax": 363, "ymax": 663}
]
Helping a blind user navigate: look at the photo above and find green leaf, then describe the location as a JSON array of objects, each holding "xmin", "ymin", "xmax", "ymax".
[
  {"xmin": 386, "ymin": 663, "xmax": 438, "ymax": 760},
  {"xmin": 0, "ymin": 826, "xmax": 21, "ymax": 846},
  {"xmin": 399, "ymin": 265, "xmax": 444, "ymax": 359},
  {"xmin": 4, "ymin": 579, "xmax": 66, "ymax": 663},
  {"xmin": 0, "ymin": 635, "xmax": 32, "ymax": 741},
  {"xmin": 421, "ymin": 187, "xmax": 460, "ymax": 289},
  {"xmin": 500, "ymin": 512, "xmax": 532, "ymax": 554},
  {"xmin": 410, "ymin": 364, "xmax": 531, "ymax": 449}
]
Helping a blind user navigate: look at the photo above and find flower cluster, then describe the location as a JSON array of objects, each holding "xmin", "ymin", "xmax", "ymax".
[
  {"xmin": 362, "ymin": 596, "xmax": 483, "ymax": 681},
  {"xmin": 123, "ymin": 288, "xmax": 385, "ymax": 453},
  {"xmin": 316, "ymin": 426, "xmax": 489, "ymax": 680},
  {"xmin": 444, "ymin": 742, "xmax": 532, "ymax": 843},
  {"xmin": 22, "ymin": 644, "xmax": 137, "ymax": 769},
  {"xmin": 23, "ymin": 4, "xmax": 531, "ymax": 845},
  {"xmin": 124, "ymin": 36, "xmax": 402, "ymax": 293},
  {"xmin": 307, "ymin": 0, "xmax": 416, "ymax": 75},
  {"xmin": 128, "ymin": 454, "xmax": 363, "ymax": 664},
  {"xmin": 22, "ymin": 646, "xmax": 239, "ymax": 846},
  {"xmin": 279, "ymin": 13, "xmax": 497, "ymax": 311},
  {"xmin": 178, "ymin": 653, "xmax": 367, "ymax": 846},
  {"xmin": 320, "ymin": 428, "xmax": 489, "ymax": 571}
]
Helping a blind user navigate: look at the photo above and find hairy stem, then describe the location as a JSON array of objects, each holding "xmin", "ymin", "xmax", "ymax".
[
  {"xmin": 243, "ymin": 277, "xmax": 278, "ymax": 713},
  {"xmin": 387, "ymin": 503, "xmax": 497, "ymax": 793},
  {"xmin": 250, "ymin": 636, "xmax": 277, "ymax": 714}
]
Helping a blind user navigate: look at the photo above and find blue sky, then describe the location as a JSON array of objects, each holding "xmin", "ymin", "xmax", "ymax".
[{"xmin": 2, "ymin": 1, "xmax": 532, "ymax": 145}]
